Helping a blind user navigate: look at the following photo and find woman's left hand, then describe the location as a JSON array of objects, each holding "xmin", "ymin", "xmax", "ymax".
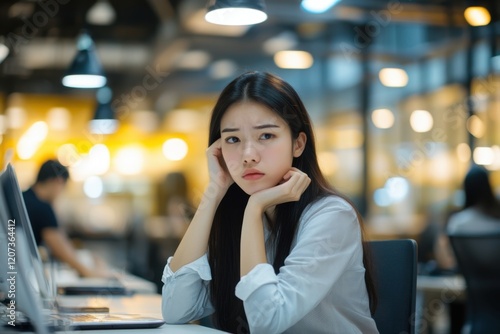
[{"xmin": 248, "ymin": 168, "xmax": 311, "ymax": 212}]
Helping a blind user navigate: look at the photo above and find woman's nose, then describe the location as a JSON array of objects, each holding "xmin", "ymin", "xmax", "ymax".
[{"xmin": 242, "ymin": 143, "xmax": 260, "ymax": 164}]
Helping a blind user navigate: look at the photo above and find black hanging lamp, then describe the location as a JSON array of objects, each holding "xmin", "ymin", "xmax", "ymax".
[
  {"xmin": 62, "ymin": 31, "xmax": 107, "ymax": 88},
  {"xmin": 205, "ymin": 0, "xmax": 267, "ymax": 26}
]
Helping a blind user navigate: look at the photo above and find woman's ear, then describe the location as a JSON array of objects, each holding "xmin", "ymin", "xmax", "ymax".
[{"xmin": 293, "ymin": 132, "xmax": 307, "ymax": 158}]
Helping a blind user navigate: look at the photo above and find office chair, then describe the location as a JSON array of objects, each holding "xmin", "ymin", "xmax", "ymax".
[
  {"xmin": 369, "ymin": 239, "xmax": 417, "ymax": 334},
  {"xmin": 449, "ymin": 233, "xmax": 500, "ymax": 334}
]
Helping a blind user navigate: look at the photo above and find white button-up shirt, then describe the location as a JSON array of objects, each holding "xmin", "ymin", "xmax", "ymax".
[{"xmin": 162, "ymin": 195, "xmax": 379, "ymax": 334}]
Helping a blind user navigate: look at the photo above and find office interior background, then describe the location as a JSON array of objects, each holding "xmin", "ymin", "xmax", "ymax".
[{"xmin": 0, "ymin": 0, "xmax": 499, "ymax": 292}]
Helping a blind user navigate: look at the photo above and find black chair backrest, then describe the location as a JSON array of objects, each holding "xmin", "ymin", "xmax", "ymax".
[
  {"xmin": 370, "ymin": 239, "xmax": 417, "ymax": 334},
  {"xmin": 449, "ymin": 233, "xmax": 500, "ymax": 333}
]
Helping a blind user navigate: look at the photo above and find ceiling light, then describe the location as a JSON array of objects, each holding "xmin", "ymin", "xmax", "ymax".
[
  {"xmin": 162, "ymin": 138, "xmax": 188, "ymax": 161},
  {"xmin": 464, "ymin": 6, "xmax": 491, "ymax": 26},
  {"xmin": 114, "ymin": 146, "xmax": 144, "ymax": 175},
  {"xmin": 17, "ymin": 121, "xmax": 48, "ymax": 160},
  {"xmin": 183, "ymin": 8, "xmax": 249, "ymax": 36},
  {"xmin": 0, "ymin": 37, "xmax": 9, "ymax": 64},
  {"xmin": 473, "ymin": 147, "xmax": 494, "ymax": 165},
  {"xmin": 301, "ymin": 0, "xmax": 340, "ymax": 14},
  {"xmin": 205, "ymin": 0, "xmax": 267, "ymax": 26},
  {"xmin": 88, "ymin": 144, "xmax": 110, "ymax": 175},
  {"xmin": 371, "ymin": 108, "xmax": 395, "ymax": 129},
  {"xmin": 86, "ymin": 0, "xmax": 116, "ymax": 25},
  {"xmin": 89, "ymin": 87, "xmax": 117, "ymax": 134},
  {"xmin": 274, "ymin": 50, "xmax": 314, "ymax": 69},
  {"xmin": 83, "ymin": 176, "xmax": 104, "ymax": 199},
  {"xmin": 410, "ymin": 110, "xmax": 433, "ymax": 133},
  {"xmin": 89, "ymin": 104, "xmax": 117, "ymax": 135},
  {"xmin": 62, "ymin": 32, "xmax": 107, "ymax": 88},
  {"xmin": 379, "ymin": 68, "xmax": 408, "ymax": 87}
]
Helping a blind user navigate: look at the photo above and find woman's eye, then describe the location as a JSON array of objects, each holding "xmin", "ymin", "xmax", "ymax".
[
  {"xmin": 225, "ymin": 136, "xmax": 239, "ymax": 144},
  {"xmin": 260, "ymin": 133, "xmax": 274, "ymax": 140}
]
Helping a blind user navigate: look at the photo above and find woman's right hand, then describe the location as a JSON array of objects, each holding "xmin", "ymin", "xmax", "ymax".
[{"xmin": 206, "ymin": 138, "xmax": 233, "ymax": 197}]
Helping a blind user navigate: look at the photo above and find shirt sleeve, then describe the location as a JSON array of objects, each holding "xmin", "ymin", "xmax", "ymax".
[
  {"xmin": 161, "ymin": 254, "xmax": 215, "ymax": 324},
  {"xmin": 235, "ymin": 197, "xmax": 362, "ymax": 334}
]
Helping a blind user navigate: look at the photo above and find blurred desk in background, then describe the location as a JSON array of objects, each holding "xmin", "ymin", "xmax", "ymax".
[
  {"xmin": 417, "ymin": 275, "xmax": 465, "ymax": 295},
  {"xmin": 47, "ymin": 250, "xmax": 157, "ymax": 295},
  {"xmin": 52, "ymin": 266, "xmax": 157, "ymax": 295},
  {"xmin": 416, "ymin": 275, "xmax": 466, "ymax": 334}
]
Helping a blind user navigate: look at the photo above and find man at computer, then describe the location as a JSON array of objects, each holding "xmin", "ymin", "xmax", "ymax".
[{"xmin": 23, "ymin": 159, "xmax": 108, "ymax": 278}]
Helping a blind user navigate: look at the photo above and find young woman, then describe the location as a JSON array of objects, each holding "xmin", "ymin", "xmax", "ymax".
[{"xmin": 161, "ymin": 71, "xmax": 378, "ymax": 333}]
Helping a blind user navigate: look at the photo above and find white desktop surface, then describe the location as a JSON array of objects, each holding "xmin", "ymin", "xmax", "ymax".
[
  {"xmin": 69, "ymin": 323, "xmax": 225, "ymax": 334},
  {"xmin": 55, "ymin": 294, "xmax": 226, "ymax": 334}
]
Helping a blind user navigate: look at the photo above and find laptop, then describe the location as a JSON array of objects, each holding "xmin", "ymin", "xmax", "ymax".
[
  {"xmin": 0, "ymin": 163, "xmax": 165, "ymax": 331},
  {"xmin": 5, "ymin": 165, "xmax": 130, "ymax": 297}
]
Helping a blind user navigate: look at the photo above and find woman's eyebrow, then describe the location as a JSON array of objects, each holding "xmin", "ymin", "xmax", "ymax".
[
  {"xmin": 221, "ymin": 127, "xmax": 239, "ymax": 133},
  {"xmin": 254, "ymin": 124, "xmax": 280, "ymax": 130},
  {"xmin": 221, "ymin": 124, "xmax": 279, "ymax": 133}
]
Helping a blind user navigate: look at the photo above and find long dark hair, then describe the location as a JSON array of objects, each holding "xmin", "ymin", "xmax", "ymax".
[
  {"xmin": 463, "ymin": 165, "xmax": 500, "ymax": 218},
  {"xmin": 207, "ymin": 71, "xmax": 376, "ymax": 333}
]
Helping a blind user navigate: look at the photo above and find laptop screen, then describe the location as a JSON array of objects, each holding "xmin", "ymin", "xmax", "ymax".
[
  {"xmin": 0, "ymin": 164, "xmax": 51, "ymax": 334},
  {"xmin": 0, "ymin": 164, "xmax": 164, "ymax": 332},
  {"xmin": 0, "ymin": 164, "xmax": 52, "ymax": 300}
]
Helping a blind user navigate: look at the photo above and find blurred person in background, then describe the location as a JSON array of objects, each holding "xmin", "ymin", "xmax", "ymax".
[
  {"xmin": 23, "ymin": 159, "xmax": 110, "ymax": 278},
  {"xmin": 433, "ymin": 164, "xmax": 500, "ymax": 334},
  {"xmin": 435, "ymin": 164, "xmax": 500, "ymax": 270},
  {"xmin": 446, "ymin": 164, "xmax": 500, "ymax": 235}
]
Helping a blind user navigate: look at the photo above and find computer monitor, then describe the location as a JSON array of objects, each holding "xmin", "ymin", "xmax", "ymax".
[
  {"xmin": 0, "ymin": 164, "xmax": 52, "ymax": 301},
  {"xmin": 0, "ymin": 165, "xmax": 51, "ymax": 334},
  {"xmin": 0, "ymin": 164, "xmax": 164, "ymax": 331}
]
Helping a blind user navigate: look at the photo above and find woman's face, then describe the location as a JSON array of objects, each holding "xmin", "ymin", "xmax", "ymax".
[{"xmin": 220, "ymin": 101, "xmax": 305, "ymax": 195}]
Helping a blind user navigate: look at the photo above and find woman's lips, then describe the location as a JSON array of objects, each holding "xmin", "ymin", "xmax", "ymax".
[{"xmin": 242, "ymin": 172, "xmax": 265, "ymax": 180}]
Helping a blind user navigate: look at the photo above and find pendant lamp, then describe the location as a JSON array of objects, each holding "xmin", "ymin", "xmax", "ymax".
[
  {"xmin": 89, "ymin": 87, "xmax": 117, "ymax": 134},
  {"xmin": 205, "ymin": 0, "xmax": 267, "ymax": 26},
  {"xmin": 62, "ymin": 32, "xmax": 107, "ymax": 88}
]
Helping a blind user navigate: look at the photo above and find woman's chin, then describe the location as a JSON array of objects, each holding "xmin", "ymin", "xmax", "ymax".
[{"xmin": 235, "ymin": 181, "xmax": 271, "ymax": 196}]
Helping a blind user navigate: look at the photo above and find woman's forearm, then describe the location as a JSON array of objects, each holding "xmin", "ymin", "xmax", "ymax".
[
  {"xmin": 169, "ymin": 184, "xmax": 224, "ymax": 272},
  {"xmin": 240, "ymin": 200, "xmax": 267, "ymax": 277}
]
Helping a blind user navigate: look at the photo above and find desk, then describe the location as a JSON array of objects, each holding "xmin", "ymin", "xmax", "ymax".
[
  {"xmin": 3, "ymin": 295, "xmax": 225, "ymax": 334},
  {"xmin": 66, "ymin": 294, "xmax": 225, "ymax": 334},
  {"xmin": 416, "ymin": 275, "xmax": 466, "ymax": 334},
  {"xmin": 71, "ymin": 324, "xmax": 226, "ymax": 334},
  {"xmin": 50, "ymin": 265, "xmax": 157, "ymax": 295},
  {"xmin": 417, "ymin": 275, "xmax": 466, "ymax": 296}
]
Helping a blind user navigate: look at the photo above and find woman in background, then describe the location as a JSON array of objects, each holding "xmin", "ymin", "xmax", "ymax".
[{"xmin": 447, "ymin": 165, "xmax": 500, "ymax": 235}]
